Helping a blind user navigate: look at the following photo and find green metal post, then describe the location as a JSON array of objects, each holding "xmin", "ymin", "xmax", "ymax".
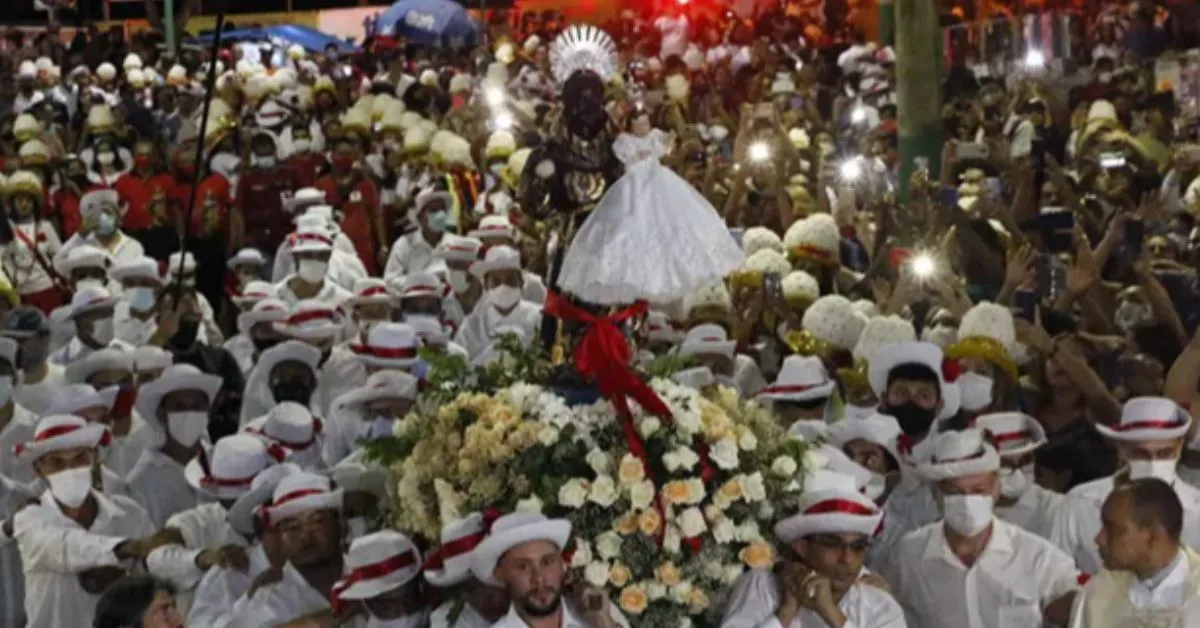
[{"xmin": 895, "ymin": 0, "xmax": 942, "ymax": 202}]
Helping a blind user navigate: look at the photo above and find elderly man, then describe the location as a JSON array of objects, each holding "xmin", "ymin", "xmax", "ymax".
[
  {"xmin": 426, "ymin": 512, "xmax": 511, "ymax": 628},
  {"xmin": 1053, "ymin": 397, "xmax": 1200, "ymax": 575},
  {"xmin": 975, "ymin": 411, "xmax": 1063, "ymax": 540},
  {"xmin": 722, "ymin": 468, "xmax": 906, "ymax": 628},
  {"xmin": 455, "ymin": 246, "xmax": 542, "ymax": 359},
  {"xmin": 126, "ymin": 364, "xmax": 223, "ymax": 527},
  {"xmin": 11, "ymin": 414, "xmax": 172, "ymax": 627},
  {"xmin": 882, "ymin": 428, "xmax": 1080, "ymax": 628},
  {"xmin": 1068, "ymin": 478, "xmax": 1200, "ymax": 626}
]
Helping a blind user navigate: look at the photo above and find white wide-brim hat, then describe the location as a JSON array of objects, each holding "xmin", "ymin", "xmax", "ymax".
[
  {"xmin": 916, "ymin": 428, "xmax": 1001, "ymax": 482},
  {"xmin": 133, "ymin": 364, "xmax": 222, "ymax": 434},
  {"xmin": 227, "ymin": 463, "xmax": 301, "ymax": 537},
  {"xmin": 1095, "ymin": 396, "xmax": 1193, "ymax": 442},
  {"xmin": 974, "ymin": 411, "xmax": 1048, "ymax": 458},
  {"xmin": 867, "ymin": 341, "xmax": 960, "ymax": 420},
  {"xmin": 773, "ymin": 469, "xmax": 881, "ymax": 543},
  {"xmin": 15, "ymin": 415, "xmax": 110, "ymax": 463},
  {"xmin": 758, "ymin": 355, "xmax": 836, "ymax": 402},
  {"xmin": 469, "ymin": 513, "xmax": 570, "ymax": 587},
  {"xmin": 336, "ymin": 531, "xmax": 422, "ymax": 600}
]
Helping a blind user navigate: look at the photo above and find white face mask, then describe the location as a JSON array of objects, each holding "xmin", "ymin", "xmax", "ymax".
[
  {"xmin": 126, "ymin": 286, "xmax": 157, "ymax": 312},
  {"xmin": 1128, "ymin": 458, "xmax": 1179, "ymax": 484},
  {"xmin": 447, "ymin": 270, "xmax": 470, "ymax": 294},
  {"xmin": 844, "ymin": 403, "xmax": 877, "ymax": 421},
  {"xmin": 488, "ymin": 285, "xmax": 521, "ymax": 310},
  {"xmin": 941, "ymin": 494, "xmax": 994, "ymax": 536},
  {"xmin": 89, "ymin": 317, "xmax": 115, "ymax": 345},
  {"xmin": 97, "ymin": 152, "xmax": 115, "ymax": 166},
  {"xmin": 862, "ymin": 472, "xmax": 888, "ymax": 502},
  {"xmin": 252, "ymin": 155, "xmax": 276, "ymax": 169},
  {"xmin": 998, "ymin": 465, "xmax": 1032, "ymax": 500},
  {"xmin": 957, "ymin": 372, "xmax": 994, "ymax": 412},
  {"xmin": 297, "ymin": 259, "xmax": 328, "ymax": 283},
  {"xmin": 46, "ymin": 465, "xmax": 93, "ymax": 508},
  {"xmin": 76, "ymin": 278, "xmax": 104, "ymax": 292},
  {"xmin": 293, "ymin": 139, "xmax": 312, "ymax": 153},
  {"xmin": 166, "ymin": 410, "xmax": 208, "ymax": 447}
]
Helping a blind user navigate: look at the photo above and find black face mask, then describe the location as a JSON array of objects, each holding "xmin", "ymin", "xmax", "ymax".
[
  {"xmin": 271, "ymin": 381, "xmax": 312, "ymax": 405},
  {"xmin": 885, "ymin": 402, "xmax": 938, "ymax": 438},
  {"xmin": 169, "ymin": 318, "xmax": 200, "ymax": 350}
]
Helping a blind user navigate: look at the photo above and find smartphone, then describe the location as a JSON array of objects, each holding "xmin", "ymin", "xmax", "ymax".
[
  {"xmin": 1100, "ymin": 151, "xmax": 1127, "ymax": 169},
  {"xmin": 1039, "ymin": 211, "xmax": 1075, "ymax": 232},
  {"xmin": 1125, "ymin": 218, "xmax": 1145, "ymax": 257},
  {"xmin": 1046, "ymin": 230, "xmax": 1074, "ymax": 254},
  {"xmin": 956, "ymin": 142, "xmax": 991, "ymax": 161},
  {"xmin": 1015, "ymin": 290, "xmax": 1038, "ymax": 322}
]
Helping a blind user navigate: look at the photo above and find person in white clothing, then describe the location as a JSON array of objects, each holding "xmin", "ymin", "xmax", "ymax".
[
  {"xmin": 408, "ymin": 315, "xmax": 469, "ymax": 359},
  {"xmin": 228, "ymin": 297, "xmax": 289, "ymax": 377},
  {"xmin": 431, "ymin": 234, "xmax": 484, "ymax": 323},
  {"xmin": 677, "ymin": 324, "xmax": 766, "ymax": 398},
  {"xmin": 274, "ymin": 299, "xmax": 354, "ymax": 417},
  {"xmin": 0, "ymin": 473, "xmax": 37, "ymax": 628},
  {"xmin": 466, "ymin": 215, "xmax": 547, "ymax": 304},
  {"xmin": 882, "ymin": 428, "xmax": 1080, "ymax": 628},
  {"xmin": 385, "ymin": 189, "xmax": 455, "ymax": 281},
  {"xmin": 758, "ymin": 355, "xmax": 837, "ymax": 432},
  {"xmin": 12, "ymin": 414, "xmax": 171, "ymax": 628},
  {"xmin": 224, "ymin": 283, "xmax": 279, "ymax": 374},
  {"xmin": 721, "ymin": 468, "xmax": 906, "ymax": 628},
  {"xmin": 44, "ymin": 382, "xmax": 148, "ymax": 480},
  {"xmin": 240, "ymin": 339, "xmax": 323, "ymax": 427},
  {"xmin": 425, "ymin": 512, "xmax": 511, "ymax": 628},
  {"xmin": 326, "ymin": 278, "xmax": 396, "ymax": 392},
  {"xmin": 455, "ymin": 246, "xmax": 542, "ymax": 359},
  {"xmin": 55, "ymin": 188, "xmax": 145, "ymax": 273},
  {"xmin": 3, "ymin": 305, "xmax": 65, "ymax": 415},
  {"xmin": 133, "ymin": 345, "xmax": 173, "ymax": 384},
  {"xmin": 126, "ymin": 363, "xmax": 224, "ymax": 527},
  {"xmin": 110, "ymin": 256, "xmax": 164, "ymax": 346},
  {"xmin": 272, "ymin": 211, "xmax": 365, "ymax": 289},
  {"xmin": 244, "ymin": 401, "xmax": 326, "ymax": 471},
  {"xmin": 227, "ymin": 247, "xmax": 268, "ymax": 295},
  {"xmin": 471, "ymin": 512, "xmax": 630, "ymax": 628},
  {"xmin": 50, "ymin": 286, "xmax": 135, "ymax": 365},
  {"xmin": 273, "ymin": 225, "xmax": 354, "ymax": 308},
  {"xmin": 975, "ymin": 412, "xmax": 1063, "ymax": 540},
  {"xmin": 1052, "ymin": 396, "xmax": 1200, "ymax": 576},
  {"xmin": 324, "ymin": 370, "xmax": 418, "ymax": 469},
  {"xmin": 396, "ymin": 271, "xmax": 458, "ymax": 338},
  {"xmin": 319, "ymin": 530, "xmax": 427, "ymax": 627},
  {"xmin": 1, "ymin": 171, "xmax": 64, "ymax": 308},
  {"xmin": 0, "ymin": 337, "xmax": 36, "ymax": 484}
]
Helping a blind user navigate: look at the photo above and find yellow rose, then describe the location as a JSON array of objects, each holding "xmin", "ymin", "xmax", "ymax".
[
  {"xmin": 638, "ymin": 509, "xmax": 662, "ymax": 536},
  {"xmin": 619, "ymin": 586, "xmax": 649, "ymax": 615},
  {"xmin": 609, "ymin": 563, "xmax": 632, "ymax": 587},
  {"xmin": 739, "ymin": 541, "xmax": 775, "ymax": 569},
  {"xmin": 718, "ymin": 478, "xmax": 743, "ymax": 502},
  {"xmin": 656, "ymin": 561, "xmax": 682, "ymax": 586},
  {"xmin": 687, "ymin": 587, "xmax": 710, "ymax": 611},
  {"xmin": 663, "ymin": 481, "xmax": 691, "ymax": 505},
  {"xmin": 457, "ymin": 458, "xmax": 478, "ymax": 475},
  {"xmin": 616, "ymin": 512, "xmax": 638, "ymax": 535},
  {"xmin": 618, "ymin": 455, "xmax": 645, "ymax": 485}
]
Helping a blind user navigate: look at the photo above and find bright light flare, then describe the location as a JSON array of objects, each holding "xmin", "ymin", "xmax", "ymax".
[
  {"xmin": 911, "ymin": 253, "xmax": 936, "ymax": 278},
  {"xmin": 839, "ymin": 157, "xmax": 863, "ymax": 181},
  {"xmin": 850, "ymin": 107, "xmax": 867, "ymax": 124},
  {"xmin": 493, "ymin": 111, "xmax": 514, "ymax": 130},
  {"xmin": 1023, "ymin": 49, "xmax": 1045, "ymax": 69},
  {"xmin": 485, "ymin": 87, "xmax": 505, "ymax": 106},
  {"xmin": 748, "ymin": 142, "xmax": 770, "ymax": 162}
]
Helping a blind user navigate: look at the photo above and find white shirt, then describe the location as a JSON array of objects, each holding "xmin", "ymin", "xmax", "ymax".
[
  {"xmin": 1052, "ymin": 475, "xmax": 1200, "ymax": 575},
  {"xmin": 189, "ymin": 543, "xmax": 273, "ymax": 628},
  {"xmin": 0, "ymin": 404, "xmax": 40, "ymax": 487},
  {"xmin": 14, "ymin": 363, "xmax": 66, "ymax": 416},
  {"xmin": 319, "ymin": 341, "xmax": 368, "ymax": 421},
  {"xmin": 385, "ymin": 230, "xmax": 442, "ymax": 281},
  {"xmin": 112, "ymin": 299, "xmax": 159, "ymax": 347},
  {"xmin": 125, "ymin": 448, "xmax": 208, "ymax": 528},
  {"xmin": 3, "ymin": 219, "xmax": 62, "ymax": 295},
  {"xmin": 14, "ymin": 490, "xmax": 155, "ymax": 628},
  {"xmin": 323, "ymin": 385, "xmax": 369, "ymax": 469},
  {"xmin": 49, "ymin": 337, "xmax": 136, "ymax": 366},
  {"xmin": 56, "ymin": 231, "xmax": 145, "ymax": 270},
  {"xmin": 720, "ymin": 568, "xmax": 907, "ymax": 628},
  {"xmin": 490, "ymin": 600, "xmax": 630, "ymax": 628},
  {"xmin": 273, "ymin": 275, "xmax": 354, "ymax": 309},
  {"xmin": 0, "ymin": 474, "xmax": 36, "ymax": 628},
  {"xmin": 455, "ymin": 300, "xmax": 542, "ymax": 360},
  {"xmin": 106, "ymin": 414, "xmax": 156, "ymax": 479},
  {"xmin": 432, "ymin": 601, "xmax": 495, "ymax": 628},
  {"xmin": 881, "ymin": 518, "xmax": 1079, "ymax": 628},
  {"xmin": 147, "ymin": 502, "xmax": 247, "ymax": 591},
  {"xmin": 227, "ymin": 560, "xmax": 331, "ymax": 628},
  {"xmin": 223, "ymin": 334, "xmax": 256, "ymax": 376},
  {"xmin": 271, "ymin": 233, "xmax": 363, "ymax": 285},
  {"xmin": 996, "ymin": 484, "xmax": 1063, "ymax": 541}
]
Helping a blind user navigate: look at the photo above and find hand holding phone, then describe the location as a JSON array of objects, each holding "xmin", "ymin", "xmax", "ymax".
[{"xmin": 1125, "ymin": 218, "xmax": 1145, "ymax": 257}]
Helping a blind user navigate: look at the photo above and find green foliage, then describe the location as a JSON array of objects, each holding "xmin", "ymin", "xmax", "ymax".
[{"xmin": 644, "ymin": 353, "xmax": 698, "ymax": 379}]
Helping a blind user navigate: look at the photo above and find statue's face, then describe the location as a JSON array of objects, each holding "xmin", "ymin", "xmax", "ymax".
[{"xmin": 563, "ymin": 73, "xmax": 608, "ymax": 140}]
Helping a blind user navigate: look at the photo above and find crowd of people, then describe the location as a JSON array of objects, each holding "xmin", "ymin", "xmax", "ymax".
[{"xmin": 1, "ymin": 0, "xmax": 1200, "ymax": 626}]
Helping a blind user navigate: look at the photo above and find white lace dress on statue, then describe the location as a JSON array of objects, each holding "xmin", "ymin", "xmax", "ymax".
[{"xmin": 558, "ymin": 128, "xmax": 742, "ymax": 304}]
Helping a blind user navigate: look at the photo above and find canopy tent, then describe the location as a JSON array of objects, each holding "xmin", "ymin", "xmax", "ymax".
[{"xmin": 375, "ymin": 0, "xmax": 481, "ymax": 48}]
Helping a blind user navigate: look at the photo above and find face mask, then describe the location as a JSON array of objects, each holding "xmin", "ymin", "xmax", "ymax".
[
  {"xmin": 427, "ymin": 210, "xmax": 450, "ymax": 232},
  {"xmin": 1128, "ymin": 458, "xmax": 1179, "ymax": 483},
  {"xmin": 127, "ymin": 286, "xmax": 157, "ymax": 312},
  {"xmin": 957, "ymin": 372, "xmax": 994, "ymax": 412},
  {"xmin": 297, "ymin": 259, "xmax": 328, "ymax": 283},
  {"xmin": 46, "ymin": 466, "xmax": 93, "ymax": 508},
  {"xmin": 941, "ymin": 494, "xmax": 994, "ymax": 536},
  {"xmin": 862, "ymin": 472, "xmax": 887, "ymax": 502},
  {"xmin": 272, "ymin": 382, "xmax": 312, "ymax": 405},
  {"xmin": 293, "ymin": 138, "xmax": 312, "ymax": 153},
  {"xmin": 488, "ymin": 285, "xmax": 521, "ymax": 310},
  {"xmin": 884, "ymin": 402, "xmax": 938, "ymax": 438},
  {"xmin": 89, "ymin": 317, "xmax": 115, "ymax": 345},
  {"xmin": 447, "ymin": 270, "xmax": 470, "ymax": 293},
  {"xmin": 76, "ymin": 278, "xmax": 104, "ymax": 292},
  {"xmin": 97, "ymin": 152, "xmax": 115, "ymax": 166},
  {"xmin": 252, "ymin": 155, "xmax": 276, "ymax": 169},
  {"xmin": 1099, "ymin": 72, "xmax": 1113, "ymax": 84},
  {"xmin": 998, "ymin": 465, "xmax": 1031, "ymax": 500},
  {"xmin": 170, "ymin": 319, "xmax": 200, "ymax": 349},
  {"xmin": 332, "ymin": 155, "xmax": 355, "ymax": 171},
  {"xmin": 845, "ymin": 403, "xmax": 877, "ymax": 421},
  {"xmin": 96, "ymin": 212, "xmax": 117, "ymax": 236},
  {"xmin": 166, "ymin": 410, "xmax": 208, "ymax": 447},
  {"xmin": 134, "ymin": 155, "xmax": 152, "ymax": 170}
]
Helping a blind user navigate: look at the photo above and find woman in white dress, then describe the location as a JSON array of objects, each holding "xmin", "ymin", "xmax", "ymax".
[{"xmin": 557, "ymin": 107, "xmax": 742, "ymax": 305}]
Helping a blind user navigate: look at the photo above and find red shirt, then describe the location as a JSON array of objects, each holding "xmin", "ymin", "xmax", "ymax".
[
  {"xmin": 236, "ymin": 164, "xmax": 301, "ymax": 252},
  {"xmin": 47, "ymin": 189, "xmax": 81, "ymax": 239},
  {"xmin": 315, "ymin": 174, "xmax": 381, "ymax": 274},
  {"xmin": 113, "ymin": 171, "xmax": 160, "ymax": 232},
  {"xmin": 287, "ymin": 153, "xmax": 328, "ymax": 189},
  {"xmin": 161, "ymin": 173, "xmax": 232, "ymax": 239}
]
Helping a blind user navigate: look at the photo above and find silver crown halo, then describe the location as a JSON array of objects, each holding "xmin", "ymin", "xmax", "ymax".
[{"xmin": 549, "ymin": 25, "xmax": 618, "ymax": 86}]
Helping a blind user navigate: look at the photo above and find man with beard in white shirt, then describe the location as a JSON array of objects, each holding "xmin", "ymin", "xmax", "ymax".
[
  {"xmin": 3, "ymin": 305, "xmax": 65, "ymax": 415},
  {"xmin": 455, "ymin": 246, "xmax": 541, "ymax": 360},
  {"xmin": 110, "ymin": 256, "xmax": 164, "ymax": 346},
  {"xmin": 882, "ymin": 428, "xmax": 1080, "ymax": 628},
  {"xmin": 722, "ymin": 468, "xmax": 906, "ymax": 628},
  {"xmin": 273, "ymin": 225, "xmax": 354, "ymax": 308},
  {"xmin": 12, "ymin": 414, "xmax": 176, "ymax": 628},
  {"xmin": 385, "ymin": 189, "xmax": 455, "ymax": 280},
  {"xmin": 975, "ymin": 412, "xmax": 1063, "ymax": 540},
  {"xmin": 295, "ymin": 530, "xmax": 428, "ymax": 628},
  {"xmin": 51, "ymin": 285, "xmax": 135, "ymax": 365},
  {"xmin": 324, "ymin": 370, "xmax": 418, "ymax": 468},
  {"xmin": 425, "ymin": 512, "xmax": 512, "ymax": 628},
  {"xmin": 126, "ymin": 363, "xmax": 224, "ymax": 527},
  {"xmin": 677, "ymin": 324, "xmax": 766, "ymax": 398}
]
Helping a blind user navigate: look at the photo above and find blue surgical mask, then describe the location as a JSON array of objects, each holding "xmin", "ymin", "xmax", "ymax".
[
  {"xmin": 427, "ymin": 210, "xmax": 450, "ymax": 232},
  {"xmin": 97, "ymin": 212, "xmax": 117, "ymax": 236}
]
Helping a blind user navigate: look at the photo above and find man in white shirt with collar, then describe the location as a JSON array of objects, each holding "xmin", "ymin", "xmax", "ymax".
[
  {"xmin": 1052, "ymin": 397, "xmax": 1200, "ymax": 576},
  {"xmin": 426, "ymin": 512, "xmax": 511, "ymax": 628},
  {"xmin": 881, "ymin": 428, "xmax": 1080, "ymax": 628},
  {"xmin": 455, "ymin": 246, "xmax": 542, "ymax": 360},
  {"xmin": 272, "ymin": 210, "xmax": 366, "ymax": 290},
  {"xmin": 721, "ymin": 468, "xmax": 906, "ymax": 628},
  {"xmin": 51, "ymin": 285, "xmax": 134, "ymax": 365},
  {"xmin": 273, "ymin": 225, "xmax": 353, "ymax": 308},
  {"xmin": 11, "ymin": 414, "xmax": 173, "ymax": 628},
  {"xmin": 385, "ymin": 189, "xmax": 455, "ymax": 280},
  {"xmin": 975, "ymin": 412, "xmax": 1063, "ymax": 540},
  {"xmin": 471, "ymin": 512, "xmax": 629, "ymax": 628},
  {"xmin": 110, "ymin": 256, "xmax": 164, "ymax": 347},
  {"xmin": 1069, "ymin": 478, "xmax": 1200, "ymax": 627}
]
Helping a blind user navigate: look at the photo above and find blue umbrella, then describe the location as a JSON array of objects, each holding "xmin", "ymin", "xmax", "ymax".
[
  {"xmin": 187, "ymin": 25, "xmax": 358, "ymax": 55},
  {"xmin": 376, "ymin": 0, "xmax": 480, "ymax": 48}
]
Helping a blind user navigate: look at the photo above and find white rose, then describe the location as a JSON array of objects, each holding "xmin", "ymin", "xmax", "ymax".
[
  {"xmin": 595, "ymin": 531, "xmax": 623, "ymax": 559},
  {"xmin": 571, "ymin": 541, "xmax": 593, "ymax": 567},
  {"xmin": 674, "ymin": 410, "xmax": 702, "ymax": 435},
  {"xmin": 704, "ymin": 561, "xmax": 725, "ymax": 581},
  {"xmin": 712, "ymin": 518, "xmax": 736, "ymax": 544},
  {"xmin": 738, "ymin": 429, "xmax": 758, "ymax": 451},
  {"xmin": 757, "ymin": 503, "xmax": 775, "ymax": 520},
  {"xmin": 584, "ymin": 561, "xmax": 610, "ymax": 587},
  {"xmin": 674, "ymin": 447, "xmax": 699, "ymax": 471},
  {"xmin": 538, "ymin": 426, "xmax": 560, "ymax": 446},
  {"xmin": 639, "ymin": 417, "xmax": 661, "ymax": 438},
  {"xmin": 680, "ymin": 619, "xmax": 694, "ymax": 628},
  {"xmin": 710, "ymin": 437, "xmax": 740, "ymax": 470},
  {"xmin": 589, "ymin": 475, "xmax": 619, "ymax": 508},
  {"xmin": 662, "ymin": 451, "xmax": 681, "ymax": 472},
  {"xmin": 535, "ymin": 159, "xmax": 556, "ymax": 179},
  {"xmin": 670, "ymin": 582, "xmax": 694, "ymax": 604},
  {"xmin": 678, "ymin": 506, "xmax": 708, "ymax": 538},
  {"xmin": 586, "ymin": 449, "xmax": 610, "ymax": 475},
  {"xmin": 663, "ymin": 525, "xmax": 682, "ymax": 554},
  {"xmin": 704, "ymin": 505, "xmax": 722, "ymax": 522},
  {"xmin": 770, "ymin": 455, "xmax": 798, "ymax": 478},
  {"xmin": 646, "ymin": 581, "xmax": 667, "ymax": 600},
  {"xmin": 685, "ymin": 478, "xmax": 706, "ymax": 504},
  {"xmin": 742, "ymin": 472, "xmax": 767, "ymax": 502},
  {"xmin": 558, "ymin": 478, "xmax": 590, "ymax": 509},
  {"xmin": 724, "ymin": 565, "xmax": 745, "ymax": 584},
  {"xmin": 784, "ymin": 480, "xmax": 800, "ymax": 493},
  {"xmin": 735, "ymin": 520, "xmax": 761, "ymax": 543},
  {"xmin": 516, "ymin": 495, "xmax": 544, "ymax": 514},
  {"xmin": 803, "ymin": 448, "xmax": 829, "ymax": 472},
  {"xmin": 629, "ymin": 480, "xmax": 656, "ymax": 510}
]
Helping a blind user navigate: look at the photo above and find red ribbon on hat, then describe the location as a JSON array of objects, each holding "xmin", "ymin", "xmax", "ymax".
[
  {"xmin": 359, "ymin": 286, "xmax": 388, "ymax": 298},
  {"xmin": 331, "ymin": 551, "xmax": 418, "ymax": 614},
  {"xmin": 285, "ymin": 309, "xmax": 336, "ymax": 326},
  {"xmin": 757, "ymin": 383, "xmax": 824, "ymax": 396},
  {"xmin": 805, "ymin": 498, "xmax": 878, "ymax": 516},
  {"xmin": 15, "ymin": 423, "xmax": 111, "ymax": 456},
  {"xmin": 403, "ymin": 285, "xmax": 440, "ymax": 295},
  {"xmin": 260, "ymin": 487, "xmax": 328, "ymax": 528},
  {"xmin": 1112, "ymin": 419, "xmax": 1187, "ymax": 432},
  {"xmin": 984, "ymin": 429, "xmax": 1032, "ymax": 446},
  {"xmin": 294, "ymin": 232, "xmax": 332, "ymax": 246},
  {"xmin": 350, "ymin": 344, "xmax": 418, "ymax": 360},
  {"xmin": 421, "ymin": 508, "xmax": 503, "ymax": 572}
]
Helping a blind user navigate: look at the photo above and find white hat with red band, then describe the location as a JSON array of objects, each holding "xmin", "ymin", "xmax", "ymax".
[
  {"xmin": 274, "ymin": 299, "xmax": 344, "ymax": 340},
  {"xmin": 1096, "ymin": 397, "xmax": 1193, "ymax": 443},
  {"xmin": 227, "ymin": 247, "xmax": 267, "ymax": 270},
  {"xmin": 256, "ymin": 470, "xmax": 343, "ymax": 527},
  {"xmin": 227, "ymin": 462, "xmax": 300, "ymax": 536},
  {"xmin": 290, "ymin": 225, "xmax": 334, "ymax": 255},
  {"xmin": 132, "ymin": 346, "xmax": 173, "ymax": 373},
  {"xmin": 645, "ymin": 311, "xmax": 682, "ymax": 344},
  {"xmin": 244, "ymin": 401, "xmax": 323, "ymax": 454},
  {"xmin": 470, "ymin": 513, "xmax": 571, "ymax": 587},
  {"xmin": 283, "ymin": 188, "xmax": 326, "ymax": 214},
  {"xmin": 469, "ymin": 245, "xmax": 522, "ymax": 279},
  {"xmin": 350, "ymin": 278, "xmax": 391, "ymax": 306},
  {"xmin": 424, "ymin": 511, "xmax": 499, "ymax": 587},
  {"xmin": 867, "ymin": 341, "xmax": 961, "ymax": 421},
  {"xmin": 45, "ymin": 383, "xmax": 118, "ymax": 417},
  {"xmin": 672, "ymin": 366, "xmax": 715, "ymax": 391},
  {"xmin": 408, "ymin": 316, "xmax": 450, "ymax": 347},
  {"xmin": 826, "ymin": 413, "xmax": 903, "ymax": 468},
  {"xmin": 773, "ymin": 469, "xmax": 882, "ymax": 543},
  {"xmin": 347, "ymin": 371, "xmax": 419, "ymax": 408},
  {"xmin": 400, "ymin": 272, "xmax": 443, "ymax": 300},
  {"xmin": 678, "ymin": 323, "xmax": 736, "ymax": 361},
  {"xmin": 433, "ymin": 234, "xmax": 483, "ymax": 264},
  {"xmin": 232, "ymin": 281, "xmax": 277, "ymax": 308},
  {"xmin": 974, "ymin": 412, "xmax": 1048, "ymax": 458},
  {"xmin": 334, "ymin": 530, "xmax": 423, "ymax": 603},
  {"xmin": 758, "ymin": 355, "xmax": 835, "ymax": 402},
  {"xmin": 16, "ymin": 414, "xmax": 111, "ymax": 463},
  {"xmin": 69, "ymin": 285, "xmax": 116, "ymax": 319},
  {"xmin": 351, "ymin": 322, "xmax": 420, "ymax": 369},
  {"xmin": 65, "ymin": 346, "xmax": 133, "ymax": 385},
  {"xmin": 57, "ymin": 245, "xmax": 113, "ymax": 277},
  {"xmin": 468, "ymin": 215, "xmax": 515, "ymax": 241},
  {"xmin": 109, "ymin": 256, "xmax": 162, "ymax": 285},
  {"xmin": 917, "ymin": 428, "xmax": 1000, "ymax": 482},
  {"xmin": 134, "ymin": 364, "xmax": 222, "ymax": 446},
  {"xmin": 185, "ymin": 433, "xmax": 282, "ymax": 500},
  {"xmin": 238, "ymin": 298, "xmax": 289, "ymax": 335}
]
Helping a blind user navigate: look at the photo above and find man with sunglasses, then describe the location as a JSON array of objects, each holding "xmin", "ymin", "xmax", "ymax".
[{"xmin": 721, "ymin": 468, "xmax": 906, "ymax": 628}]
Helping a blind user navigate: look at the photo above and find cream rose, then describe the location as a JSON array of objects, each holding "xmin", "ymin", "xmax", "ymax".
[
  {"xmin": 516, "ymin": 495, "xmax": 543, "ymax": 514},
  {"xmin": 586, "ymin": 448, "xmax": 611, "ymax": 475},
  {"xmin": 595, "ymin": 531, "xmax": 623, "ymax": 559},
  {"xmin": 584, "ymin": 561, "xmax": 610, "ymax": 587},
  {"xmin": 629, "ymin": 480, "xmax": 656, "ymax": 510},
  {"xmin": 571, "ymin": 541, "xmax": 593, "ymax": 567},
  {"xmin": 737, "ymin": 428, "xmax": 758, "ymax": 451},
  {"xmin": 609, "ymin": 563, "xmax": 632, "ymax": 587},
  {"xmin": 670, "ymin": 581, "xmax": 694, "ymax": 604},
  {"xmin": 617, "ymin": 454, "xmax": 645, "ymax": 484},
  {"xmin": 558, "ymin": 478, "xmax": 590, "ymax": 509},
  {"xmin": 663, "ymin": 524, "xmax": 682, "ymax": 554},
  {"xmin": 712, "ymin": 518, "xmax": 736, "ymax": 544},
  {"xmin": 678, "ymin": 506, "xmax": 708, "ymax": 538},
  {"xmin": 589, "ymin": 475, "xmax": 619, "ymax": 508},
  {"xmin": 646, "ymin": 581, "xmax": 667, "ymax": 600},
  {"xmin": 770, "ymin": 455, "xmax": 798, "ymax": 478},
  {"xmin": 742, "ymin": 472, "xmax": 767, "ymax": 502},
  {"xmin": 538, "ymin": 425, "xmax": 560, "ymax": 446},
  {"xmin": 735, "ymin": 520, "xmax": 762, "ymax": 543},
  {"xmin": 618, "ymin": 585, "xmax": 649, "ymax": 615},
  {"xmin": 639, "ymin": 417, "xmax": 662, "ymax": 438},
  {"xmin": 710, "ymin": 437, "xmax": 740, "ymax": 470}
]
